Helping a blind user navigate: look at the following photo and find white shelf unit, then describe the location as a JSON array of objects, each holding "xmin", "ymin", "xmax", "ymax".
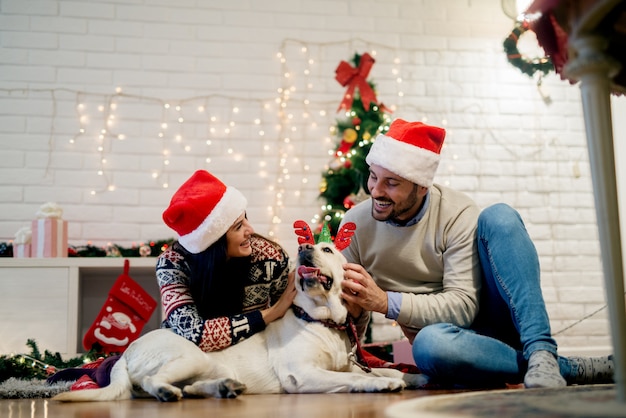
[{"xmin": 0, "ymin": 257, "xmax": 162, "ymax": 356}]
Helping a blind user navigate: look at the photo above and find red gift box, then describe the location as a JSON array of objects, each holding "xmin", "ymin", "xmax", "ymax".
[
  {"xmin": 31, "ymin": 218, "xmax": 68, "ymax": 257},
  {"xmin": 13, "ymin": 243, "xmax": 31, "ymax": 258}
]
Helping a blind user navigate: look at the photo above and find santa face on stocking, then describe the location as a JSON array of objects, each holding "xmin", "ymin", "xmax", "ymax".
[{"xmin": 92, "ymin": 304, "xmax": 139, "ymax": 349}]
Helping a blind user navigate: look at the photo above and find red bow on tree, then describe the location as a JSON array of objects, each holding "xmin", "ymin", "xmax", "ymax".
[{"xmin": 335, "ymin": 52, "xmax": 378, "ymax": 112}]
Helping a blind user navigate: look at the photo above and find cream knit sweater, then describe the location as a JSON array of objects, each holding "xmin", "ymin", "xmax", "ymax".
[{"xmin": 342, "ymin": 184, "xmax": 482, "ymax": 342}]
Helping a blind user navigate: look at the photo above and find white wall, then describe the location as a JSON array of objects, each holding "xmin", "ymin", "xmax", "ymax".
[{"xmin": 0, "ymin": 0, "xmax": 616, "ymax": 353}]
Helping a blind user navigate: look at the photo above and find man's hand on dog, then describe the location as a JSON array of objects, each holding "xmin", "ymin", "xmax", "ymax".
[{"xmin": 341, "ymin": 263, "xmax": 388, "ymax": 317}]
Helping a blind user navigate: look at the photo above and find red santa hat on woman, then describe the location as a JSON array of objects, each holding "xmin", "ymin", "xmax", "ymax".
[
  {"xmin": 366, "ymin": 119, "xmax": 446, "ymax": 187},
  {"xmin": 163, "ymin": 170, "xmax": 247, "ymax": 254}
]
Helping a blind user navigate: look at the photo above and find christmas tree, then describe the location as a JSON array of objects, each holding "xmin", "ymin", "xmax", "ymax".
[{"xmin": 315, "ymin": 52, "xmax": 392, "ymax": 236}]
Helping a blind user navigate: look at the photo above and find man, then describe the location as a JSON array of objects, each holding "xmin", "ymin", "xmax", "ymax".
[{"xmin": 340, "ymin": 118, "xmax": 613, "ymax": 388}]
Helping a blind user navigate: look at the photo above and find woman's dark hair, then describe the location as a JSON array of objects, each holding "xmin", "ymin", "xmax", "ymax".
[{"xmin": 177, "ymin": 234, "xmax": 252, "ymax": 319}]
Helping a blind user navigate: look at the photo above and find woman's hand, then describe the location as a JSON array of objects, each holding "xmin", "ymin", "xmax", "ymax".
[
  {"xmin": 261, "ymin": 270, "xmax": 297, "ymax": 324},
  {"xmin": 341, "ymin": 263, "xmax": 388, "ymax": 316}
]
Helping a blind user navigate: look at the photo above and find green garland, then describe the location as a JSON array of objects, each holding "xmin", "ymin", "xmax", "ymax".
[
  {"xmin": 0, "ymin": 340, "xmax": 104, "ymax": 383},
  {"xmin": 503, "ymin": 21, "xmax": 553, "ymax": 78},
  {"xmin": 0, "ymin": 239, "xmax": 174, "ymax": 258}
]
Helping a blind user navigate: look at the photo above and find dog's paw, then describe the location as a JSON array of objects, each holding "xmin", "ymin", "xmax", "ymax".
[
  {"xmin": 356, "ymin": 378, "xmax": 406, "ymax": 393},
  {"xmin": 380, "ymin": 378, "xmax": 405, "ymax": 393},
  {"xmin": 218, "ymin": 378, "xmax": 247, "ymax": 398},
  {"xmin": 156, "ymin": 386, "xmax": 183, "ymax": 402},
  {"xmin": 183, "ymin": 378, "xmax": 246, "ymax": 399}
]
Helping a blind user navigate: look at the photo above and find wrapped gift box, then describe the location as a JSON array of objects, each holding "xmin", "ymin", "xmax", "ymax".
[
  {"xmin": 392, "ymin": 339, "xmax": 416, "ymax": 366},
  {"xmin": 12, "ymin": 226, "xmax": 32, "ymax": 258},
  {"xmin": 13, "ymin": 243, "xmax": 31, "ymax": 258},
  {"xmin": 31, "ymin": 218, "xmax": 68, "ymax": 257}
]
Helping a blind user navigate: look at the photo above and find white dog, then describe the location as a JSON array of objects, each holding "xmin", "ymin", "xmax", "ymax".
[{"xmin": 53, "ymin": 221, "xmax": 428, "ymax": 402}]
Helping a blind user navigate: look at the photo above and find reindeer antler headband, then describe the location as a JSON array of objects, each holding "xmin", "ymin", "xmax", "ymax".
[{"xmin": 293, "ymin": 220, "xmax": 356, "ymax": 251}]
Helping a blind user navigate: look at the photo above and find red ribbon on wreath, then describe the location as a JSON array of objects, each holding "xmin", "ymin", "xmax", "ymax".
[{"xmin": 335, "ymin": 52, "xmax": 378, "ymax": 112}]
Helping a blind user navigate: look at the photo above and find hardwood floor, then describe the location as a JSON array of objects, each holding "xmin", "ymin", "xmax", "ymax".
[{"xmin": 0, "ymin": 390, "xmax": 470, "ymax": 418}]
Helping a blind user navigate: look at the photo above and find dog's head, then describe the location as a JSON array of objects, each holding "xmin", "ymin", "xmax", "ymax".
[{"xmin": 292, "ymin": 220, "xmax": 356, "ymax": 325}]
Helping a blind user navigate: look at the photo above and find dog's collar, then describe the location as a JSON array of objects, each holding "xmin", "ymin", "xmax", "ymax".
[
  {"xmin": 291, "ymin": 305, "xmax": 347, "ymax": 330},
  {"xmin": 291, "ymin": 305, "xmax": 372, "ymax": 373}
]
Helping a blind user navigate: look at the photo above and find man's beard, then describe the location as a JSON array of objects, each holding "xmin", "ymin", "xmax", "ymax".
[{"xmin": 370, "ymin": 186, "xmax": 420, "ymax": 223}]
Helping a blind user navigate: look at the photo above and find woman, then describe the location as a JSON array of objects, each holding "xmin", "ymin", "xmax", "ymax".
[
  {"xmin": 158, "ymin": 169, "xmax": 296, "ymax": 351},
  {"xmin": 48, "ymin": 170, "xmax": 295, "ymax": 390}
]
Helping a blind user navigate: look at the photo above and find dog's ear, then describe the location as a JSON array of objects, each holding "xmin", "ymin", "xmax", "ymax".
[
  {"xmin": 334, "ymin": 222, "xmax": 356, "ymax": 251},
  {"xmin": 293, "ymin": 220, "xmax": 316, "ymax": 245}
]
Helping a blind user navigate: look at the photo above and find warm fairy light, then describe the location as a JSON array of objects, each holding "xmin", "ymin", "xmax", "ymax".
[{"xmin": 25, "ymin": 41, "xmax": 456, "ymax": 243}]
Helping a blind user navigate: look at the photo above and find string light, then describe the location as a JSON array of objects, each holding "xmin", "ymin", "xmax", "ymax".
[{"xmin": 1, "ymin": 37, "xmax": 561, "ymax": 246}]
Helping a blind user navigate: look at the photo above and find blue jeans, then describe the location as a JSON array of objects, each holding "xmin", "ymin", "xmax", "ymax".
[{"xmin": 413, "ymin": 203, "xmax": 579, "ymax": 387}]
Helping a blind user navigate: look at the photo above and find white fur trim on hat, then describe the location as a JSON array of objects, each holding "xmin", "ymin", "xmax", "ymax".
[
  {"xmin": 366, "ymin": 134, "xmax": 441, "ymax": 187},
  {"xmin": 178, "ymin": 186, "xmax": 247, "ymax": 254}
]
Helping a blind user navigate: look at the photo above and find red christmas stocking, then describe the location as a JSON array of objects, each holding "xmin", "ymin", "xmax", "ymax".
[{"xmin": 83, "ymin": 259, "xmax": 157, "ymax": 354}]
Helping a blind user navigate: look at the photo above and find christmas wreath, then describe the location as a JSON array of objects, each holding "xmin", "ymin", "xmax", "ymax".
[{"xmin": 503, "ymin": 21, "xmax": 553, "ymax": 78}]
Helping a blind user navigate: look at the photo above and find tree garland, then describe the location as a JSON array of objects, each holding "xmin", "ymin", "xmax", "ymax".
[
  {"xmin": 0, "ymin": 239, "xmax": 174, "ymax": 258},
  {"xmin": 503, "ymin": 21, "xmax": 553, "ymax": 78},
  {"xmin": 0, "ymin": 339, "xmax": 103, "ymax": 382}
]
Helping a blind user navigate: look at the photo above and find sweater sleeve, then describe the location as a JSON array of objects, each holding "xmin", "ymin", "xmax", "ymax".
[{"xmin": 156, "ymin": 248, "xmax": 266, "ymax": 352}]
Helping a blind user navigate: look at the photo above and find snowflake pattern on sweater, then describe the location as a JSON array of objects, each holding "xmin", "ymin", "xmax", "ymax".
[{"xmin": 156, "ymin": 235, "xmax": 290, "ymax": 351}]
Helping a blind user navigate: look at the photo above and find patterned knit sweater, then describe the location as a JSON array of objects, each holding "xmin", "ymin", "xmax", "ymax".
[{"xmin": 156, "ymin": 235, "xmax": 291, "ymax": 351}]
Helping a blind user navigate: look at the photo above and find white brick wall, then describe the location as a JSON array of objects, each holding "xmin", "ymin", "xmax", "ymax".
[{"xmin": 0, "ymin": 0, "xmax": 621, "ymax": 355}]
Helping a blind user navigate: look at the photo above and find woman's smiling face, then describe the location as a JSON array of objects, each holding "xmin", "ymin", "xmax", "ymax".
[{"xmin": 226, "ymin": 212, "xmax": 254, "ymax": 258}]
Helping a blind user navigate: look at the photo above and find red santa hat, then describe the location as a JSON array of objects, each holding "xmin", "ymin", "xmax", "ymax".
[
  {"xmin": 163, "ymin": 170, "xmax": 247, "ymax": 254},
  {"xmin": 366, "ymin": 119, "xmax": 446, "ymax": 187}
]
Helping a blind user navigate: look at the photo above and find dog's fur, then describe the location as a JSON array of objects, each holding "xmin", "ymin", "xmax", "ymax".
[{"xmin": 53, "ymin": 241, "xmax": 428, "ymax": 402}]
